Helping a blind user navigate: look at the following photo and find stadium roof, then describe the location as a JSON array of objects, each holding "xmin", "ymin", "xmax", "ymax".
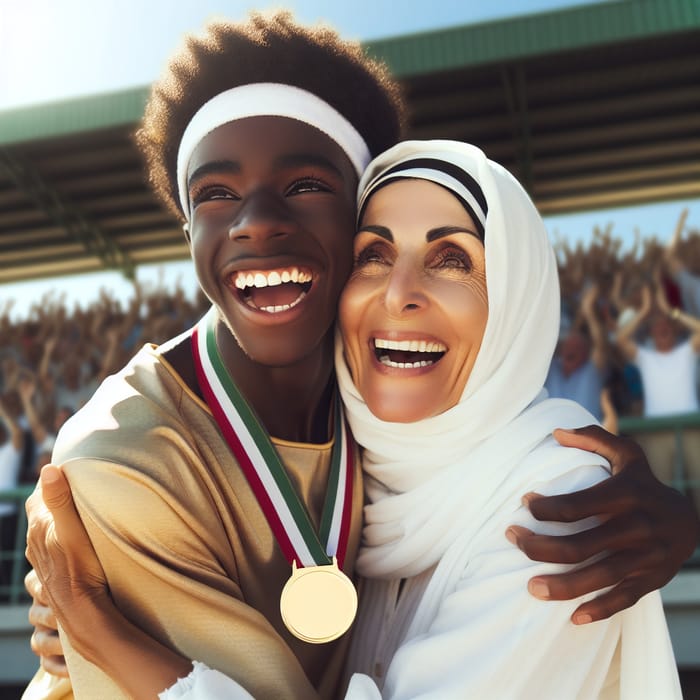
[{"xmin": 1, "ymin": 0, "xmax": 698, "ymax": 283}]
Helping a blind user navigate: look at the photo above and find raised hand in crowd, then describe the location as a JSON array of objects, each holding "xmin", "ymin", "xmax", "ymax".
[
  {"xmin": 0, "ymin": 391, "xmax": 23, "ymax": 452},
  {"xmin": 17, "ymin": 372, "xmax": 46, "ymax": 446},
  {"xmin": 616, "ymin": 283, "xmax": 653, "ymax": 352},
  {"xmin": 37, "ymin": 335, "xmax": 58, "ymax": 390},
  {"xmin": 599, "ymin": 387, "xmax": 619, "ymax": 436},
  {"xmin": 577, "ymin": 282, "xmax": 609, "ymax": 371},
  {"xmin": 663, "ymin": 208, "xmax": 690, "ymax": 277},
  {"xmin": 656, "ymin": 281, "xmax": 700, "ymax": 347},
  {"xmin": 0, "ymin": 299, "xmax": 16, "ymax": 333}
]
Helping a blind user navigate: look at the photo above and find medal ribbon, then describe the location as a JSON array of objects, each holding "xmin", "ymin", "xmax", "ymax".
[{"xmin": 191, "ymin": 309, "xmax": 354, "ymax": 569}]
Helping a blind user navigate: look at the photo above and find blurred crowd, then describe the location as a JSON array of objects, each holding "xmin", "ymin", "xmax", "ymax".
[
  {"xmin": 548, "ymin": 210, "xmax": 700, "ymax": 431},
  {"xmin": 546, "ymin": 211, "xmax": 700, "ymax": 516},
  {"xmin": 1, "ymin": 211, "xmax": 699, "ymax": 508},
  {"xmin": 0, "ymin": 276, "xmax": 209, "ymax": 500}
]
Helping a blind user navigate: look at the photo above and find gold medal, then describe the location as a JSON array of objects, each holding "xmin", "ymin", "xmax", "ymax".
[
  {"xmin": 280, "ymin": 557, "xmax": 358, "ymax": 644},
  {"xmin": 195, "ymin": 312, "xmax": 357, "ymax": 646}
]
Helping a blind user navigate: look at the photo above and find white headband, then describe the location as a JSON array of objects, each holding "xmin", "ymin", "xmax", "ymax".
[{"xmin": 176, "ymin": 82, "xmax": 372, "ymax": 218}]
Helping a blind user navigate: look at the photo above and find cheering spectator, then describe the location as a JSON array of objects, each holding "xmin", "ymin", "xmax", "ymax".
[
  {"xmin": 0, "ymin": 391, "xmax": 24, "ymax": 590},
  {"xmin": 616, "ymin": 281, "xmax": 700, "ymax": 417},
  {"xmin": 615, "ymin": 277, "xmax": 700, "ymax": 514},
  {"xmin": 545, "ymin": 283, "xmax": 610, "ymax": 423},
  {"xmin": 0, "ymin": 392, "xmax": 23, "ymax": 499},
  {"xmin": 665, "ymin": 209, "xmax": 700, "ymax": 318},
  {"xmin": 17, "ymin": 371, "xmax": 73, "ymax": 480}
]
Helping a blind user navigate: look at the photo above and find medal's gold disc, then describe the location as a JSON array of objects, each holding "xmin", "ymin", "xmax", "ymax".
[{"xmin": 280, "ymin": 558, "xmax": 358, "ymax": 644}]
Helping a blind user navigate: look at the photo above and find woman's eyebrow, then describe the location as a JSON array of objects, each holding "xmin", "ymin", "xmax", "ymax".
[
  {"xmin": 188, "ymin": 160, "xmax": 240, "ymax": 189},
  {"xmin": 426, "ymin": 226, "xmax": 481, "ymax": 242},
  {"xmin": 357, "ymin": 225, "xmax": 393, "ymax": 241}
]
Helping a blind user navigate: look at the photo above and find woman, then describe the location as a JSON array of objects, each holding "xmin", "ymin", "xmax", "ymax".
[
  {"xmin": 336, "ymin": 141, "xmax": 679, "ymax": 698},
  {"xmin": 26, "ymin": 141, "xmax": 681, "ymax": 699}
]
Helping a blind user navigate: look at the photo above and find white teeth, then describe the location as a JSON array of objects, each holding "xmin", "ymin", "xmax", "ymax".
[
  {"xmin": 374, "ymin": 336, "xmax": 445, "ymax": 369},
  {"xmin": 374, "ymin": 338, "xmax": 446, "ymax": 353},
  {"xmin": 379, "ymin": 355, "xmax": 434, "ymax": 369},
  {"xmin": 257, "ymin": 291, "xmax": 307, "ymax": 314},
  {"xmin": 233, "ymin": 268, "xmax": 313, "ymax": 290}
]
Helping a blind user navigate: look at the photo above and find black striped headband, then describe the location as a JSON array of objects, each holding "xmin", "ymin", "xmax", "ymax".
[{"xmin": 358, "ymin": 156, "xmax": 488, "ymax": 240}]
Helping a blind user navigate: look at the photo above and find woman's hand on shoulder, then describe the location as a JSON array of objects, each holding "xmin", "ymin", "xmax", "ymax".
[
  {"xmin": 505, "ymin": 425, "xmax": 699, "ymax": 624},
  {"xmin": 25, "ymin": 568, "xmax": 68, "ymax": 677},
  {"xmin": 25, "ymin": 464, "xmax": 110, "ymax": 648}
]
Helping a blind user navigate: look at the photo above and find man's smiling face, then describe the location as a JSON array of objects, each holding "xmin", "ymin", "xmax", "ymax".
[{"xmin": 185, "ymin": 116, "xmax": 358, "ymax": 366}]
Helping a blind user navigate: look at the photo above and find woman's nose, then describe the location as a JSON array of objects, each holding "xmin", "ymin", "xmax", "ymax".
[
  {"xmin": 383, "ymin": 263, "xmax": 428, "ymax": 316},
  {"xmin": 228, "ymin": 190, "xmax": 295, "ymax": 244}
]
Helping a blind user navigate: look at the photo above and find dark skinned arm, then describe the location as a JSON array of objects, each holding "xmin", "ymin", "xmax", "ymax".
[{"xmin": 507, "ymin": 425, "xmax": 699, "ymax": 624}]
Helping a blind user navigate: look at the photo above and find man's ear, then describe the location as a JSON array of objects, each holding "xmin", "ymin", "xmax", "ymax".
[{"xmin": 182, "ymin": 222, "xmax": 191, "ymax": 245}]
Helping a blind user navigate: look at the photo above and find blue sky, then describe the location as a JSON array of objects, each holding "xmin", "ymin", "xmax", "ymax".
[
  {"xmin": 0, "ymin": 0, "xmax": 697, "ymax": 317},
  {"xmin": 0, "ymin": 0, "xmax": 615, "ymax": 108}
]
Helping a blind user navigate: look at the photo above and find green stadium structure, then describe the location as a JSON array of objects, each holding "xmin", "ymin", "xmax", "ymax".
[{"xmin": 0, "ymin": 0, "xmax": 698, "ymax": 284}]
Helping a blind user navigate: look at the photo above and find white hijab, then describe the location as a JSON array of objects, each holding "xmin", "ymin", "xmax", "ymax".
[{"xmin": 335, "ymin": 140, "xmax": 605, "ymax": 581}]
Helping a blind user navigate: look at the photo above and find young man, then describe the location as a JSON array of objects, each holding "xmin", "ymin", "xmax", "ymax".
[{"xmin": 24, "ymin": 12, "xmax": 699, "ymax": 700}]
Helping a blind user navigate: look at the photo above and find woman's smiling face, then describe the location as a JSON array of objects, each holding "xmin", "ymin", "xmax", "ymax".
[{"xmin": 339, "ymin": 178, "xmax": 489, "ymax": 423}]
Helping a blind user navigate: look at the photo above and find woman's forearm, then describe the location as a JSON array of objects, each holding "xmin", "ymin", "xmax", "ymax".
[{"xmin": 62, "ymin": 593, "xmax": 192, "ymax": 699}]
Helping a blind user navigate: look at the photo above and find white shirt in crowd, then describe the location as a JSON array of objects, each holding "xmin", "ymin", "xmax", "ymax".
[{"xmin": 634, "ymin": 340, "xmax": 699, "ymax": 417}]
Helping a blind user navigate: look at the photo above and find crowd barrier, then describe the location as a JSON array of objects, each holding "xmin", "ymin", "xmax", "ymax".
[
  {"xmin": 619, "ymin": 411, "xmax": 700, "ymax": 566},
  {"xmin": 0, "ymin": 486, "xmax": 32, "ymax": 604}
]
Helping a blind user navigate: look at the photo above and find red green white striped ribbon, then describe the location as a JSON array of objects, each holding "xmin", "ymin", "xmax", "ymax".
[{"xmin": 191, "ymin": 309, "xmax": 354, "ymax": 569}]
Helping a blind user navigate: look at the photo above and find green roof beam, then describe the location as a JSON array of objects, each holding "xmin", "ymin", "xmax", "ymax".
[{"xmin": 0, "ymin": 149, "xmax": 135, "ymax": 279}]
